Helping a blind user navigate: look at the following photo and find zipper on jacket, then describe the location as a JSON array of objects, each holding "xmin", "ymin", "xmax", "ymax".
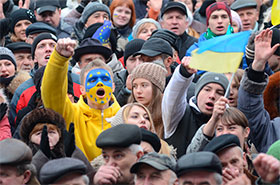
[{"xmin": 101, "ymin": 110, "xmax": 104, "ymax": 130}]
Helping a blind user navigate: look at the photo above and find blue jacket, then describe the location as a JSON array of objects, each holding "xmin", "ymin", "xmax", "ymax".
[{"xmin": 238, "ymin": 68, "xmax": 280, "ymax": 152}]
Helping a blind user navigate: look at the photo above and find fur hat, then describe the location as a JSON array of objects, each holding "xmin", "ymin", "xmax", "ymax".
[
  {"xmin": 20, "ymin": 108, "xmax": 66, "ymax": 144},
  {"xmin": 131, "ymin": 63, "xmax": 167, "ymax": 92}
]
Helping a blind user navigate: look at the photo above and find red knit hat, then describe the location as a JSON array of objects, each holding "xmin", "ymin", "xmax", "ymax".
[{"xmin": 206, "ymin": 2, "xmax": 232, "ymax": 26}]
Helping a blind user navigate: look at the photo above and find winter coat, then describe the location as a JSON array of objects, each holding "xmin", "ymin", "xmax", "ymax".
[
  {"xmin": 177, "ymin": 32, "xmax": 197, "ymax": 60},
  {"xmin": 238, "ymin": 68, "xmax": 280, "ymax": 153},
  {"xmin": 41, "ymin": 49, "xmax": 120, "ymax": 161},
  {"xmin": 9, "ymin": 68, "xmax": 81, "ymax": 133},
  {"xmin": 162, "ymin": 65, "xmax": 210, "ymax": 158},
  {"xmin": 0, "ymin": 116, "xmax": 11, "ymax": 141},
  {"xmin": 186, "ymin": 124, "xmax": 210, "ymax": 153}
]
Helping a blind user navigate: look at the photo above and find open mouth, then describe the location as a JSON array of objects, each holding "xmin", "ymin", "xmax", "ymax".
[
  {"xmin": 216, "ymin": 26, "xmax": 224, "ymax": 31},
  {"xmin": 96, "ymin": 88, "xmax": 105, "ymax": 98},
  {"xmin": 45, "ymin": 55, "xmax": 50, "ymax": 60},
  {"xmin": 205, "ymin": 102, "xmax": 214, "ymax": 109},
  {"xmin": 0, "ymin": 74, "xmax": 9, "ymax": 78}
]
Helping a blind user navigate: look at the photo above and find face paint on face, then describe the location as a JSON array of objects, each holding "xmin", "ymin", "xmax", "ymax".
[{"xmin": 85, "ymin": 68, "xmax": 113, "ymax": 105}]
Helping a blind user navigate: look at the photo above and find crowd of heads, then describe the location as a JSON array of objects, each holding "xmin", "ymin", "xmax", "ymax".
[{"xmin": 0, "ymin": 0, "xmax": 279, "ymax": 184}]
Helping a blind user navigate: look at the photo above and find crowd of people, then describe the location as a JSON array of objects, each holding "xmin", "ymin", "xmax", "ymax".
[{"xmin": 0, "ymin": 0, "xmax": 279, "ymax": 184}]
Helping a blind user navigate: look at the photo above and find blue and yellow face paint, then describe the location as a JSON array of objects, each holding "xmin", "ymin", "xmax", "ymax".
[{"xmin": 85, "ymin": 68, "xmax": 113, "ymax": 105}]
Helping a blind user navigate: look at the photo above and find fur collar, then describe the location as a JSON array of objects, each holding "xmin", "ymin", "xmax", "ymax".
[{"xmin": 6, "ymin": 70, "xmax": 31, "ymax": 95}]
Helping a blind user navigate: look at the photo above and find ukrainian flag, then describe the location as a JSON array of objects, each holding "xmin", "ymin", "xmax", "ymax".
[
  {"xmin": 189, "ymin": 31, "xmax": 251, "ymax": 73},
  {"xmin": 271, "ymin": 0, "xmax": 280, "ymax": 26},
  {"xmin": 92, "ymin": 20, "xmax": 112, "ymax": 47}
]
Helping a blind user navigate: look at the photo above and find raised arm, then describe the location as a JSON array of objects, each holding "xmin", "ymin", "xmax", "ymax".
[
  {"xmin": 162, "ymin": 57, "xmax": 196, "ymax": 138},
  {"xmin": 238, "ymin": 29, "xmax": 280, "ymax": 152},
  {"xmin": 41, "ymin": 38, "xmax": 77, "ymax": 125}
]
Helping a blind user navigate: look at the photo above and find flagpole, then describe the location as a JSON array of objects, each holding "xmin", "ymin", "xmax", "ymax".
[{"xmin": 225, "ymin": 72, "xmax": 235, "ymax": 98}]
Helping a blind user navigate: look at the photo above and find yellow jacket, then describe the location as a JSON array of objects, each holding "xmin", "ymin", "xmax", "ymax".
[{"xmin": 42, "ymin": 49, "xmax": 120, "ymax": 161}]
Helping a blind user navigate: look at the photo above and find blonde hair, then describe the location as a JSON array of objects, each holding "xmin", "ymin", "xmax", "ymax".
[
  {"xmin": 129, "ymin": 84, "xmax": 164, "ymax": 138},
  {"xmin": 122, "ymin": 103, "xmax": 156, "ymax": 133},
  {"xmin": 136, "ymin": 22, "xmax": 157, "ymax": 38}
]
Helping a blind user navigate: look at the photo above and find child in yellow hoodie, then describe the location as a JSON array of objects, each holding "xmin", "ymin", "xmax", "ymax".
[{"xmin": 41, "ymin": 38, "xmax": 120, "ymax": 161}]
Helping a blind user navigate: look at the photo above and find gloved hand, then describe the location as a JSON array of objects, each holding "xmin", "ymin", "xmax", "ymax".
[
  {"xmin": 40, "ymin": 125, "xmax": 51, "ymax": 158},
  {"xmin": 63, "ymin": 123, "xmax": 76, "ymax": 157},
  {"xmin": 0, "ymin": 103, "xmax": 7, "ymax": 120},
  {"xmin": 80, "ymin": 0, "xmax": 91, "ymax": 7}
]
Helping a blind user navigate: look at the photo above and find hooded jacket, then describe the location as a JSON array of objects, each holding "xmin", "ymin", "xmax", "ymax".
[{"xmin": 41, "ymin": 49, "xmax": 120, "ymax": 161}]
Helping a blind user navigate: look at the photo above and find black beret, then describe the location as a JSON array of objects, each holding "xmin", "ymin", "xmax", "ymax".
[
  {"xmin": 203, "ymin": 134, "xmax": 241, "ymax": 154},
  {"xmin": 31, "ymin": 32, "xmax": 57, "ymax": 60},
  {"xmin": 26, "ymin": 22, "xmax": 57, "ymax": 37},
  {"xmin": 40, "ymin": 157, "xmax": 86, "ymax": 184},
  {"xmin": 6, "ymin": 42, "xmax": 32, "ymax": 53},
  {"xmin": 131, "ymin": 152, "xmax": 176, "ymax": 173},
  {"xmin": 96, "ymin": 124, "xmax": 142, "ymax": 148},
  {"xmin": 0, "ymin": 138, "xmax": 32, "ymax": 165},
  {"xmin": 140, "ymin": 128, "xmax": 161, "ymax": 152},
  {"xmin": 176, "ymin": 152, "xmax": 222, "ymax": 177}
]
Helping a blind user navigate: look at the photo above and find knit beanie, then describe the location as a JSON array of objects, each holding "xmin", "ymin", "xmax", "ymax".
[
  {"xmin": 0, "ymin": 47, "xmax": 17, "ymax": 70},
  {"xmin": 31, "ymin": 33, "xmax": 57, "ymax": 60},
  {"xmin": 231, "ymin": 10, "xmax": 242, "ymax": 32},
  {"xmin": 206, "ymin": 2, "xmax": 232, "ymax": 26},
  {"xmin": 195, "ymin": 72, "xmax": 229, "ymax": 98},
  {"xmin": 132, "ymin": 18, "xmax": 161, "ymax": 39},
  {"xmin": 80, "ymin": 2, "xmax": 111, "ymax": 25},
  {"xmin": 110, "ymin": 105, "xmax": 126, "ymax": 127},
  {"xmin": 131, "ymin": 63, "xmax": 167, "ymax": 92},
  {"xmin": 267, "ymin": 140, "xmax": 280, "ymax": 161},
  {"xmin": 10, "ymin": 9, "xmax": 36, "ymax": 33},
  {"xmin": 124, "ymin": 39, "xmax": 145, "ymax": 66}
]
